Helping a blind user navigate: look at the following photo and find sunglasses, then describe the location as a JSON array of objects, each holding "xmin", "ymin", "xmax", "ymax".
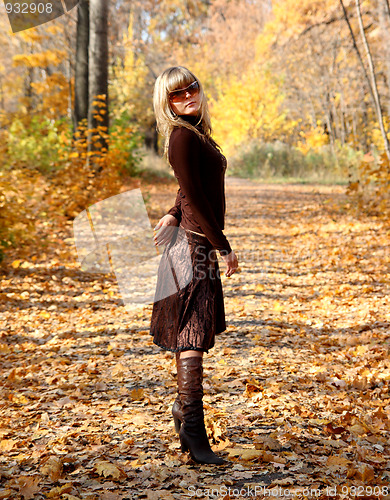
[{"xmin": 168, "ymin": 81, "xmax": 200, "ymax": 102}]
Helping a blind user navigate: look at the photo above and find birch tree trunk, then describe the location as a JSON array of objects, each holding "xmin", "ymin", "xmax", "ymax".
[
  {"xmin": 379, "ymin": 0, "xmax": 390, "ymax": 116},
  {"xmin": 355, "ymin": 0, "xmax": 390, "ymax": 162}
]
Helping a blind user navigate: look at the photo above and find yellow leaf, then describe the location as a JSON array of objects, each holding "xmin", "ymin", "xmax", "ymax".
[
  {"xmin": 326, "ymin": 455, "xmax": 351, "ymax": 468},
  {"xmin": 273, "ymin": 300, "xmax": 283, "ymax": 311},
  {"xmin": 355, "ymin": 463, "xmax": 375, "ymax": 483},
  {"xmin": 0, "ymin": 439, "xmax": 16, "ymax": 451},
  {"xmin": 47, "ymin": 483, "xmax": 73, "ymax": 498},
  {"xmin": 254, "ymin": 284, "xmax": 265, "ymax": 292},
  {"xmin": 0, "ymin": 344, "xmax": 11, "ymax": 354},
  {"xmin": 11, "ymin": 260, "xmax": 22, "ymax": 269},
  {"xmin": 348, "ymin": 423, "xmax": 367, "ymax": 436},
  {"xmin": 0, "ymin": 490, "xmax": 13, "ymax": 500},
  {"xmin": 225, "ymin": 448, "xmax": 263, "ymax": 460},
  {"xmin": 95, "ymin": 460, "xmax": 122, "ymax": 480},
  {"xmin": 111, "ymin": 363, "xmax": 126, "ymax": 377},
  {"xmin": 16, "ymin": 476, "xmax": 40, "ymax": 500},
  {"xmin": 40, "ymin": 456, "xmax": 63, "ymax": 481},
  {"xmin": 131, "ymin": 388, "xmax": 144, "ymax": 401},
  {"xmin": 244, "ymin": 382, "xmax": 263, "ymax": 398},
  {"xmin": 12, "ymin": 394, "xmax": 29, "ymax": 404},
  {"xmin": 262, "ymin": 451, "xmax": 286, "ymax": 464}
]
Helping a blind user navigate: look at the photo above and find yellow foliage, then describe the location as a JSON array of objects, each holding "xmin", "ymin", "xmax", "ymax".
[
  {"xmin": 13, "ymin": 49, "xmax": 67, "ymax": 68},
  {"xmin": 46, "ymin": 25, "xmax": 64, "ymax": 36},
  {"xmin": 297, "ymin": 126, "xmax": 329, "ymax": 154},
  {"xmin": 0, "ymin": 163, "xmax": 37, "ymax": 259},
  {"xmin": 29, "ymin": 73, "xmax": 69, "ymax": 118},
  {"xmin": 368, "ymin": 116, "xmax": 390, "ymax": 152},
  {"xmin": 210, "ymin": 67, "xmax": 297, "ymax": 155},
  {"xmin": 110, "ymin": 13, "xmax": 152, "ymax": 130},
  {"xmin": 19, "ymin": 31, "xmax": 45, "ymax": 43},
  {"xmin": 49, "ymin": 119, "xmax": 135, "ymax": 219},
  {"xmin": 347, "ymin": 151, "xmax": 390, "ymax": 216}
]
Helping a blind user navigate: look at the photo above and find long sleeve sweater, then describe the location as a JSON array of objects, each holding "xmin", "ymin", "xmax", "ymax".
[{"xmin": 167, "ymin": 115, "xmax": 232, "ymax": 254}]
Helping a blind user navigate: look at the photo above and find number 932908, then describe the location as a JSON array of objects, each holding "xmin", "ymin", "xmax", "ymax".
[
  {"xmin": 341, "ymin": 485, "xmax": 389, "ymax": 496},
  {"xmin": 5, "ymin": 3, "xmax": 53, "ymax": 15}
]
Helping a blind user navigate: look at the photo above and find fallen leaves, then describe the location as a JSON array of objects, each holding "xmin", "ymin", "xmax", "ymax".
[
  {"xmin": 225, "ymin": 447, "xmax": 287, "ymax": 464},
  {"xmin": 14, "ymin": 476, "xmax": 40, "ymax": 500},
  {"xmin": 0, "ymin": 438, "xmax": 16, "ymax": 451},
  {"xmin": 94, "ymin": 460, "xmax": 126, "ymax": 481},
  {"xmin": 40, "ymin": 456, "xmax": 63, "ymax": 481},
  {"xmin": 1, "ymin": 180, "xmax": 390, "ymax": 498}
]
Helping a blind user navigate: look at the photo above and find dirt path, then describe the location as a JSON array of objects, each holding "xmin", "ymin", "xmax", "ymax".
[{"xmin": 1, "ymin": 179, "xmax": 389, "ymax": 499}]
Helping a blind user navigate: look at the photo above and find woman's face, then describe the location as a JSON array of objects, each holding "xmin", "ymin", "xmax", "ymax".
[{"xmin": 168, "ymin": 80, "xmax": 201, "ymax": 116}]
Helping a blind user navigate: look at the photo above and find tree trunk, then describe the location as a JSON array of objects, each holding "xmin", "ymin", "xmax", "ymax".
[
  {"xmin": 339, "ymin": 0, "xmax": 376, "ymax": 105},
  {"xmin": 384, "ymin": 0, "xmax": 390, "ymax": 18},
  {"xmin": 379, "ymin": 0, "xmax": 390, "ymax": 116},
  {"xmin": 25, "ymin": 67, "xmax": 34, "ymax": 114},
  {"xmin": 74, "ymin": 0, "xmax": 89, "ymax": 132},
  {"xmin": 144, "ymin": 122, "xmax": 158, "ymax": 153},
  {"xmin": 88, "ymin": 0, "xmax": 109, "ymax": 158},
  {"xmin": 355, "ymin": 0, "xmax": 390, "ymax": 162}
]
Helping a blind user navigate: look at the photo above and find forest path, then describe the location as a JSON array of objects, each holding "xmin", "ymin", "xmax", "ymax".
[{"xmin": 1, "ymin": 179, "xmax": 389, "ymax": 498}]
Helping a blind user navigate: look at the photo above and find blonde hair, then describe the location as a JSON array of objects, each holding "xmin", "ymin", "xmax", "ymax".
[{"xmin": 153, "ymin": 66, "xmax": 212, "ymax": 158}]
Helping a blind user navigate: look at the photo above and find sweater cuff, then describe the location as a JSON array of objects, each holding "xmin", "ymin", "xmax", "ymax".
[
  {"xmin": 218, "ymin": 241, "xmax": 232, "ymax": 256},
  {"xmin": 167, "ymin": 207, "xmax": 182, "ymax": 222}
]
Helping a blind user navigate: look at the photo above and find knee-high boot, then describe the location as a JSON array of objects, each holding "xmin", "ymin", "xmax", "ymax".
[
  {"xmin": 172, "ymin": 353, "xmax": 183, "ymax": 433},
  {"xmin": 172, "ymin": 395, "xmax": 182, "ymax": 433},
  {"xmin": 176, "ymin": 356, "xmax": 224, "ymax": 465}
]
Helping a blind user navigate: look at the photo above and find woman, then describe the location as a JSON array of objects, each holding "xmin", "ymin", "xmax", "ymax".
[{"xmin": 150, "ymin": 66, "xmax": 238, "ymax": 465}]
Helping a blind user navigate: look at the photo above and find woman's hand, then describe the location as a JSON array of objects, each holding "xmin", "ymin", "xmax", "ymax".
[
  {"xmin": 221, "ymin": 250, "xmax": 239, "ymax": 277},
  {"xmin": 153, "ymin": 214, "xmax": 179, "ymax": 246}
]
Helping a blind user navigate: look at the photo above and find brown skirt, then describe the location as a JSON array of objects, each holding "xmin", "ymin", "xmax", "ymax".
[{"xmin": 150, "ymin": 228, "xmax": 226, "ymax": 353}]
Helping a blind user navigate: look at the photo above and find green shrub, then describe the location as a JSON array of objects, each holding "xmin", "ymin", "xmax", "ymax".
[
  {"xmin": 6, "ymin": 116, "xmax": 67, "ymax": 174},
  {"xmin": 109, "ymin": 111, "xmax": 143, "ymax": 176},
  {"xmin": 228, "ymin": 140, "xmax": 362, "ymax": 183}
]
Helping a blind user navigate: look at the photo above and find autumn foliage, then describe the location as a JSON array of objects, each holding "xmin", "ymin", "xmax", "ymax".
[
  {"xmin": 1, "ymin": 1, "xmax": 390, "ymax": 496},
  {"xmin": 1, "ymin": 180, "xmax": 390, "ymax": 498},
  {"xmin": 1, "ymin": 0, "xmax": 390, "ymax": 264}
]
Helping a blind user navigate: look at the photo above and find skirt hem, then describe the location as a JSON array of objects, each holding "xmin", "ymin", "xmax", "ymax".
[{"xmin": 150, "ymin": 329, "xmax": 226, "ymax": 353}]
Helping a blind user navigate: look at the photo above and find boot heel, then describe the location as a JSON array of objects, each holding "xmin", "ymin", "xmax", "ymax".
[
  {"xmin": 173, "ymin": 416, "xmax": 182, "ymax": 433},
  {"xmin": 172, "ymin": 397, "xmax": 183, "ymax": 434},
  {"xmin": 180, "ymin": 435, "xmax": 189, "ymax": 452}
]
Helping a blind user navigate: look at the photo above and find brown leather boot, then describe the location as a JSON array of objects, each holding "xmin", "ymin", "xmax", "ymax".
[
  {"xmin": 176, "ymin": 356, "xmax": 225, "ymax": 465},
  {"xmin": 172, "ymin": 353, "xmax": 183, "ymax": 433},
  {"xmin": 172, "ymin": 395, "xmax": 182, "ymax": 433}
]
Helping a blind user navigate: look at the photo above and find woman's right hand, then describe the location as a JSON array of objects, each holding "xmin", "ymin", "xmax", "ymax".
[
  {"xmin": 153, "ymin": 214, "xmax": 179, "ymax": 246},
  {"xmin": 222, "ymin": 250, "xmax": 239, "ymax": 277}
]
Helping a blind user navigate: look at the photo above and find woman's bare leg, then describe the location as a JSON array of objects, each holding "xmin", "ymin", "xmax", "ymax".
[{"xmin": 179, "ymin": 350, "xmax": 203, "ymax": 358}]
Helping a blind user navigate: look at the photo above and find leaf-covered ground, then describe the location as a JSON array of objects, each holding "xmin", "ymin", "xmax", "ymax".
[{"xmin": 1, "ymin": 179, "xmax": 390, "ymax": 500}]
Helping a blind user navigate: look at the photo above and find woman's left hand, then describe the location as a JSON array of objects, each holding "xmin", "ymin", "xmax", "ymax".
[
  {"xmin": 221, "ymin": 250, "xmax": 239, "ymax": 277},
  {"xmin": 153, "ymin": 214, "xmax": 179, "ymax": 246}
]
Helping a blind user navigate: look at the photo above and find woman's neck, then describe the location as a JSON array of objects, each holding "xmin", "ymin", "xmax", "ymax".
[
  {"xmin": 179, "ymin": 114, "xmax": 200, "ymax": 125},
  {"xmin": 179, "ymin": 114, "xmax": 204, "ymax": 133}
]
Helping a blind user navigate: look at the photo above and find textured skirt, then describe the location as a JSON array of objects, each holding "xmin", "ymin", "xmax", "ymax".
[{"xmin": 150, "ymin": 228, "xmax": 226, "ymax": 352}]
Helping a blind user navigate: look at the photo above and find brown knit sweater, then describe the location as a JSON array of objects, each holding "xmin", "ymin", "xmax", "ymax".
[{"xmin": 167, "ymin": 116, "xmax": 232, "ymax": 254}]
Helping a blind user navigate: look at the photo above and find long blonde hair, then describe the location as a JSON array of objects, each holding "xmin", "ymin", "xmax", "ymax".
[{"xmin": 153, "ymin": 66, "xmax": 212, "ymax": 158}]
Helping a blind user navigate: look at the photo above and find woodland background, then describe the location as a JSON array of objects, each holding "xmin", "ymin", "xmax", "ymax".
[
  {"xmin": 1, "ymin": 1, "xmax": 390, "ymax": 498},
  {"xmin": 0, "ymin": 0, "xmax": 390, "ymax": 264}
]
